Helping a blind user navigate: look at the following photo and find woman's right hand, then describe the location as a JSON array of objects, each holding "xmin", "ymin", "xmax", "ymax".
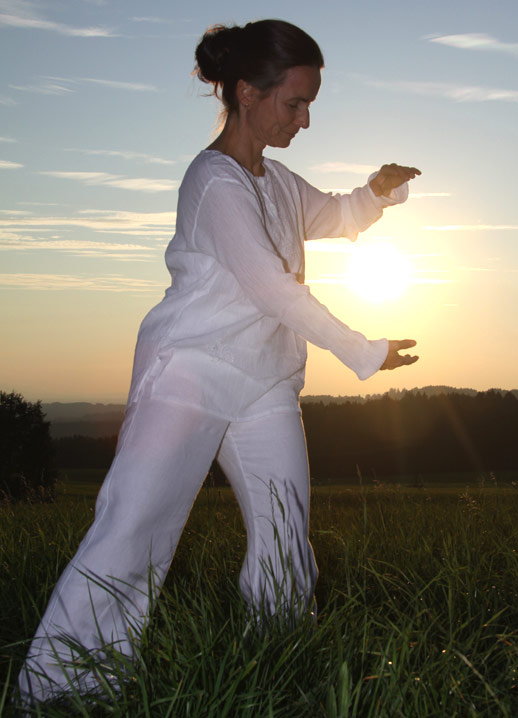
[{"xmin": 380, "ymin": 339, "xmax": 419, "ymax": 370}]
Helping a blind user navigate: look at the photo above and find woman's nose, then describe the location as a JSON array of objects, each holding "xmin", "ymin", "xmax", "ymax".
[{"xmin": 298, "ymin": 106, "xmax": 310, "ymax": 129}]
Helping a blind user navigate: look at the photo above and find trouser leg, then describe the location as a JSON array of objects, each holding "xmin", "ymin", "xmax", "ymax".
[
  {"xmin": 216, "ymin": 411, "xmax": 317, "ymax": 620},
  {"xmin": 18, "ymin": 399, "xmax": 229, "ymax": 705}
]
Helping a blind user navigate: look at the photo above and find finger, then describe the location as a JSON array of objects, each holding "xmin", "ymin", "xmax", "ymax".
[
  {"xmin": 395, "ymin": 165, "xmax": 421, "ymax": 177},
  {"xmin": 380, "ymin": 164, "xmax": 421, "ymax": 179},
  {"xmin": 395, "ymin": 339, "xmax": 417, "ymax": 350},
  {"xmin": 400, "ymin": 354, "xmax": 419, "ymax": 366}
]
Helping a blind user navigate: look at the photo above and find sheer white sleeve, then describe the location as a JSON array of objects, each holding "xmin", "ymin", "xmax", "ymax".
[{"xmin": 293, "ymin": 171, "xmax": 409, "ymax": 241}]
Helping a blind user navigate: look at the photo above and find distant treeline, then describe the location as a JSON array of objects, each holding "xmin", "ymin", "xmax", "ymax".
[
  {"xmin": 53, "ymin": 390, "xmax": 518, "ymax": 478},
  {"xmin": 303, "ymin": 390, "xmax": 517, "ymax": 478}
]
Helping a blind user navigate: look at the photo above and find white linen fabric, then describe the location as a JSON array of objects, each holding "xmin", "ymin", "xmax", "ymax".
[
  {"xmin": 128, "ymin": 150, "xmax": 408, "ymax": 421},
  {"xmin": 18, "ymin": 401, "xmax": 315, "ymax": 705},
  {"xmin": 17, "ymin": 150, "xmax": 409, "ymax": 707}
]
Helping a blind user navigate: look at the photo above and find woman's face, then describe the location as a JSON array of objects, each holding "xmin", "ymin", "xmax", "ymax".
[{"xmin": 246, "ymin": 65, "xmax": 321, "ymax": 148}]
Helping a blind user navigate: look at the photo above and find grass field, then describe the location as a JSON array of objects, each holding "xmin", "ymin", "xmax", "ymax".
[{"xmin": 2, "ymin": 470, "xmax": 518, "ymax": 716}]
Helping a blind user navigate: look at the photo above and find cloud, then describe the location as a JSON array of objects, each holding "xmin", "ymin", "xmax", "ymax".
[
  {"xmin": 0, "ymin": 159, "xmax": 23, "ymax": 169},
  {"xmin": 358, "ymin": 76, "xmax": 518, "ymax": 103},
  {"xmin": 79, "ymin": 77, "xmax": 158, "ymax": 92},
  {"xmin": 39, "ymin": 171, "xmax": 179, "ymax": 193},
  {"xmin": 9, "ymin": 81, "xmax": 75, "ymax": 95},
  {"xmin": 427, "ymin": 33, "xmax": 518, "ymax": 56},
  {"xmin": 0, "ymin": 272, "xmax": 163, "ymax": 292},
  {"xmin": 409, "ymin": 192, "xmax": 452, "ymax": 199},
  {"xmin": 17, "ymin": 201, "xmax": 63, "ymax": 207},
  {"xmin": 131, "ymin": 16, "xmax": 167, "ymax": 23},
  {"xmin": 305, "ymin": 273, "xmax": 450, "ymax": 286},
  {"xmin": 0, "ymin": 94, "xmax": 17, "ymax": 106},
  {"xmin": 412, "ymin": 278, "xmax": 450, "ymax": 285},
  {"xmin": 66, "ymin": 148, "xmax": 176, "ymax": 165},
  {"xmin": 423, "ymin": 224, "xmax": 518, "ymax": 231},
  {"xmin": 0, "ymin": 12, "xmax": 115, "ymax": 36},
  {"xmin": 0, "ymin": 233, "xmax": 157, "ymax": 259},
  {"xmin": 0, "ymin": 0, "xmax": 116, "ymax": 37},
  {"xmin": 0, "ymin": 136, "xmax": 17, "ymax": 143},
  {"xmin": 12, "ymin": 76, "xmax": 159, "ymax": 95},
  {"xmin": 310, "ymin": 162, "xmax": 378, "ymax": 174},
  {"xmin": 0, "ymin": 208, "xmax": 176, "ymax": 233}
]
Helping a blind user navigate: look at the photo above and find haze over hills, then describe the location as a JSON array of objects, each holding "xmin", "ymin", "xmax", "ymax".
[
  {"xmin": 40, "ymin": 386, "xmax": 518, "ymax": 438},
  {"xmin": 304, "ymin": 386, "xmax": 518, "ymax": 405}
]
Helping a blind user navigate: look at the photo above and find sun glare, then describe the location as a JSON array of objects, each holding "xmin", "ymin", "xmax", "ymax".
[{"xmin": 345, "ymin": 242, "xmax": 413, "ymax": 303}]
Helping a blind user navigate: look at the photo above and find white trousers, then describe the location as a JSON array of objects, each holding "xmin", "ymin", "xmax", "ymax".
[{"xmin": 18, "ymin": 398, "xmax": 317, "ymax": 704}]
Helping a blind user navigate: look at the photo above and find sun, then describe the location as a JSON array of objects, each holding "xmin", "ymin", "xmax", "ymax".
[{"xmin": 345, "ymin": 241, "xmax": 413, "ymax": 303}]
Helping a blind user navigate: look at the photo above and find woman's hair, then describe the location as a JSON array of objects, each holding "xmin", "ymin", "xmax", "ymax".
[{"xmin": 194, "ymin": 19, "xmax": 324, "ymax": 114}]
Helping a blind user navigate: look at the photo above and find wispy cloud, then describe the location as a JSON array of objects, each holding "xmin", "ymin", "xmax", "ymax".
[
  {"xmin": 0, "ymin": 208, "xmax": 176, "ymax": 234},
  {"xmin": 39, "ymin": 171, "xmax": 178, "ymax": 193},
  {"xmin": 9, "ymin": 81, "xmax": 74, "ymax": 95},
  {"xmin": 131, "ymin": 16, "xmax": 167, "ymax": 24},
  {"xmin": 424, "ymin": 224, "xmax": 518, "ymax": 231},
  {"xmin": 358, "ymin": 76, "xmax": 518, "ymax": 103},
  {"xmin": 0, "ymin": 0, "xmax": 116, "ymax": 37},
  {"xmin": 0, "ymin": 136, "xmax": 17, "ymax": 143},
  {"xmin": 0, "ymin": 13, "xmax": 115, "ymax": 37},
  {"xmin": 305, "ymin": 272, "xmax": 450, "ymax": 286},
  {"xmin": 310, "ymin": 162, "xmax": 378, "ymax": 174},
  {"xmin": 0, "ymin": 233, "xmax": 156, "ymax": 259},
  {"xmin": 11, "ymin": 75, "xmax": 159, "ymax": 95},
  {"xmin": 17, "ymin": 201, "xmax": 63, "ymax": 207},
  {"xmin": 409, "ymin": 192, "xmax": 452, "ymax": 199},
  {"xmin": 79, "ymin": 77, "xmax": 158, "ymax": 92},
  {"xmin": 0, "ymin": 273, "xmax": 163, "ymax": 292},
  {"xmin": 66, "ymin": 148, "xmax": 176, "ymax": 165},
  {"xmin": 427, "ymin": 33, "xmax": 518, "ymax": 57},
  {"xmin": 412, "ymin": 278, "xmax": 451, "ymax": 285},
  {"xmin": 0, "ymin": 94, "xmax": 17, "ymax": 106},
  {"xmin": 0, "ymin": 159, "xmax": 23, "ymax": 169}
]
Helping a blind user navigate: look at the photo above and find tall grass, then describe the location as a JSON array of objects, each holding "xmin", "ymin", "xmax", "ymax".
[{"xmin": 2, "ymin": 478, "xmax": 518, "ymax": 716}]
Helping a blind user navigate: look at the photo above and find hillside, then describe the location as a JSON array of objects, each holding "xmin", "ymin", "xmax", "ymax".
[{"xmin": 42, "ymin": 386, "xmax": 518, "ymax": 438}]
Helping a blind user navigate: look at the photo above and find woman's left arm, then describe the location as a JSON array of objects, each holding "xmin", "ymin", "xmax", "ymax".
[{"xmin": 294, "ymin": 163, "xmax": 421, "ymax": 241}]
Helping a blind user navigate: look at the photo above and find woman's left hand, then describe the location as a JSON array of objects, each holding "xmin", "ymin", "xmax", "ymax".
[
  {"xmin": 380, "ymin": 339, "xmax": 419, "ymax": 371},
  {"xmin": 369, "ymin": 163, "xmax": 421, "ymax": 197}
]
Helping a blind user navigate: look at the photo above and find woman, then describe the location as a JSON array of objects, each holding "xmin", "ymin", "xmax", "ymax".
[{"xmin": 19, "ymin": 19, "xmax": 419, "ymax": 705}]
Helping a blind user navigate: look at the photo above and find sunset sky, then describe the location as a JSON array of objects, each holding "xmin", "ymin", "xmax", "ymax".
[{"xmin": 1, "ymin": 0, "xmax": 517, "ymax": 403}]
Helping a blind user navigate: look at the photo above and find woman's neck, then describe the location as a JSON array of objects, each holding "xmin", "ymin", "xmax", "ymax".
[{"xmin": 207, "ymin": 113, "xmax": 265, "ymax": 177}]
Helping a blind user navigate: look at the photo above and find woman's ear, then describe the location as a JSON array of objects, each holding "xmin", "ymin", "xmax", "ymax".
[{"xmin": 236, "ymin": 79, "xmax": 259, "ymax": 110}]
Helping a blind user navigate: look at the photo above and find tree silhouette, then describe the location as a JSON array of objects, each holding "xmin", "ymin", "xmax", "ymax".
[{"xmin": 0, "ymin": 391, "xmax": 56, "ymax": 502}]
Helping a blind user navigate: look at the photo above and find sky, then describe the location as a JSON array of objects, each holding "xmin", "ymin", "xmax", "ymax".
[{"xmin": 0, "ymin": 0, "xmax": 517, "ymax": 403}]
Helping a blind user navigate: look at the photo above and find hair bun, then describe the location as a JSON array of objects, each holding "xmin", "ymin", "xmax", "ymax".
[{"xmin": 194, "ymin": 24, "xmax": 242, "ymax": 84}]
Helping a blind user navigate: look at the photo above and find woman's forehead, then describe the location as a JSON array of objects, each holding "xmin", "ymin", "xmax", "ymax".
[{"xmin": 277, "ymin": 66, "xmax": 321, "ymax": 101}]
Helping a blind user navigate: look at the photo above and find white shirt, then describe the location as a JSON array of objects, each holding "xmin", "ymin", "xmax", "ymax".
[{"xmin": 127, "ymin": 150, "xmax": 408, "ymax": 420}]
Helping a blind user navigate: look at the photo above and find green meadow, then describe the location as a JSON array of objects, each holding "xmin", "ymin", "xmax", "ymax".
[{"xmin": 2, "ymin": 471, "xmax": 518, "ymax": 716}]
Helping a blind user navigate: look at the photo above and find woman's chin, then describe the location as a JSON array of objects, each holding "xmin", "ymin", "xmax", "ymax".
[{"xmin": 270, "ymin": 135, "xmax": 294, "ymax": 149}]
